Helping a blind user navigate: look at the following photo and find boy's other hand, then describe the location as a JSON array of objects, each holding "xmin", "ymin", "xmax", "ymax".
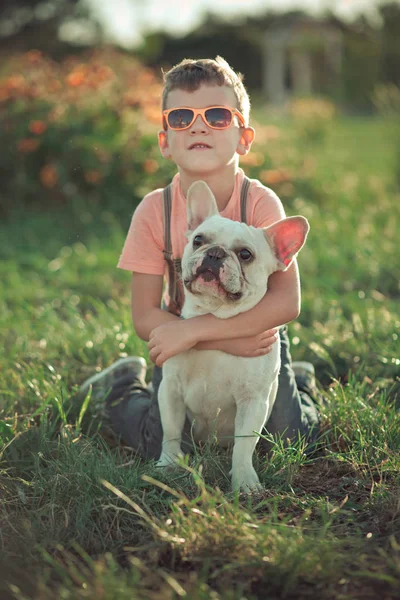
[
  {"xmin": 219, "ymin": 329, "xmax": 279, "ymax": 357},
  {"xmin": 148, "ymin": 320, "xmax": 197, "ymax": 367}
]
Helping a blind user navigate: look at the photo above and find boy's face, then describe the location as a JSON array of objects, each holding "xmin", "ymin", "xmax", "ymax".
[{"xmin": 158, "ymin": 84, "xmax": 255, "ymax": 176}]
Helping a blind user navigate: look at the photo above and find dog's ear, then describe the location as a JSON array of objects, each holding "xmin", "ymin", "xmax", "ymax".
[
  {"xmin": 263, "ymin": 216, "xmax": 310, "ymax": 270},
  {"xmin": 186, "ymin": 181, "xmax": 219, "ymax": 231}
]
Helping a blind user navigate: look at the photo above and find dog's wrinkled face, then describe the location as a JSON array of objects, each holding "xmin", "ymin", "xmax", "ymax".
[
  {"xmin": 181, "ymin": 181, "xmax": 309, "ymax": 317},
  {"xmin": 183, "ymin": 215, "xmax": 275, "ymax": 309}
]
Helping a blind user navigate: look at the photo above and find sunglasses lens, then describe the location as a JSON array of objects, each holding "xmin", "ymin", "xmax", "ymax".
[
  {"xmin": 167, "ymin": 109, "xmax": 194, "ymax": 129},
  {"xmin": 205, "ymin": 107, "xmax": 232, "ymax": 128}
]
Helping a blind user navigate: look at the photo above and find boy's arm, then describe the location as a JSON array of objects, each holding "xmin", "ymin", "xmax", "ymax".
[
  {"xmin": 131, "ymin": 273, "xmax": 179, "ymax": 342},
  {"xmin": 148, "ymin": 261, "xmax": 300, "ymax": 366}
]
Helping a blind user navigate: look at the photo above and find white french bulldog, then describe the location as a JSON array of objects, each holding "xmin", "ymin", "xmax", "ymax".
[{"xmin": 157, "ymin": 181, "xmax": 309, "ymax": 492}]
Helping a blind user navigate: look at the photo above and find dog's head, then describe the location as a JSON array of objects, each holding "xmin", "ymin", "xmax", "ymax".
[{"xmin": 181, "ymin": 181, "xmax": 309, "ymax": 318}]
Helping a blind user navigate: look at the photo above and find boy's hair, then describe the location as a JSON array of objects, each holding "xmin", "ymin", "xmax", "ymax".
[{"xmin": 162, "ymin": 56, "xmax": 251, "ymax": 125}]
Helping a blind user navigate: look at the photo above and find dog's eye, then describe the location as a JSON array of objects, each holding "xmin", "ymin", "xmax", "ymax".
[
  {"xmin": 193, "ymin": 235, "xmax": 203, "ymax": 248},
  {"xmin": 238, "ymin": 248, "xmax": 253, "ymax": 261}
]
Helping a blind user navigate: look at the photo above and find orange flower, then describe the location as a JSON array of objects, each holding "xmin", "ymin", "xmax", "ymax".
[
  {"xmin": 138, "ymin": 70, "xmax": 155, "ymax": 86},
  {"xmin": 26, "ymin": 50, "xmax": 43, "ymax": 63},
  {"xmin": 18, "ymin": 138, "xmax": 40, "ymax": 153},
  {"xmin": 29, "ymin": 120, "xmax": 47, "ymax": 135},
  {"xmin": 240, "ymin": 152, "xmax": 264, "ymax": 167},
  {"xmin": 260, "ymin": 169, "xmax": 291, "ymax": 186},
  {"xmin": 6, "ymin": 75, "xmax": 25, "ymax": 91},
  {"xmin": 123, "ymin": 90, "xmax": 141, "ymax": 107},
  {"xmin": 254, "ymin": 125, "xmax": 282, "ymax": 143},
  {"xmin": 143, "ymin": 159, "xmax": 159, "ymax": 174},
  {"xmin": 143, "ymin": 105, "xmax": 162, "ymax": 125},
  {"xmin": 98, "ymin": 66, "xmax": 114, "ymax": 82},
  {"xmin": 84, "ymin": 170, "xmax": 103, "ymax": 184},
  {"xmin": 66, "ymin": 71, "xmax": 85, "ymax": 87},
  {"xmin": 40, "ymin": 164, "xmax": 58, "ymax": 188}
]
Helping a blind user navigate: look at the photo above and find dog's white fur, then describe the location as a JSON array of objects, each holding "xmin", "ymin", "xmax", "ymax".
[{"xmin": 157, "ymin": 181, "xmax": 309, "ymax": 492}]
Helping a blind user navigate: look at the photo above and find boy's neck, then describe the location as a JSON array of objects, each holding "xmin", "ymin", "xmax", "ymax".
[{"xmin": 179, "ymin": 163, "xmax": 239, "ymax": 212}]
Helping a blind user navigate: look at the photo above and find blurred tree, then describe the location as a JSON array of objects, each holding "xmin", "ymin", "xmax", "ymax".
[
  {"xmin": 138, "ymin": 10, "xmax": 346, "ymax": 97},
  {"xmin": 137, "ymin": 11, "xmax": 270, "ymax": 92},
  {"xmin": 137, "ymin": 5, "xmax": 400, "ymax": 111},
  {"xmin": 0, "ymin": 0, "xmax": 101, "ymax": 57},
  {"xmin": 379, "ymin": 1, "xmax": 400, "ymax": 86},
  {"xmin": 0, "ymin": 0, "xmax": 78, "ymax": 28},
  {"xmin": 341, "ymin": 14, "xmax": 381, "ymax": 111}
]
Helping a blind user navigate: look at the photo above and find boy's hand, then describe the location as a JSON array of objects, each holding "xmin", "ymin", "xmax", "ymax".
[
  {"xmin": 218, "ymin": 329, "xmax": 279, "ymax": 357},
  {"xmin": 148, "ymin": 321, "xmax": 279, "ymax": 366},
  {"xmin": 148, "ymin": 320, "xmax": 198, "ymax": 367}
]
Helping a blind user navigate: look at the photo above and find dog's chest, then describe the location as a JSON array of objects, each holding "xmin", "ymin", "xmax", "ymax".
[{"xmin": 164, "ymin": 346, "xmax": 280, "ymax": 445}]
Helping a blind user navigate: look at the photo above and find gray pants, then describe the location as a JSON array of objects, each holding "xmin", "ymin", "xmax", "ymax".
[{"xmin": 105, "ymin": 326, "xmax": 320, "ymax": 460}]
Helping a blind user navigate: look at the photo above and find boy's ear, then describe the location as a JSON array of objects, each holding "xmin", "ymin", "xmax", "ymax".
[
  {"xmin": 158, "ymin": 130, "xmax": 172, "ymax": 159},
  {"xmin": 236, "ymin": 127, "xmax": 255, "ymax": 156}
]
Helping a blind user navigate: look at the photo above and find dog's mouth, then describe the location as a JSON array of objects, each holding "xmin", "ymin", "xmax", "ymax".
[
  {"xmin": 184, "ymin": 265, "xmax": 243, "ymax": 301},
  {"xmin": 196, "ymin": 265, "xmax": 218, "ymax": 281},
  {"xmin": 184, "ymin": 265, "xmax": 218, "ymax": 286}
]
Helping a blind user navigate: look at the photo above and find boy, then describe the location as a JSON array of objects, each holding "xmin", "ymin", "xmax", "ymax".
[{"xmin": 79, "ymin": 56, "xmax": 319, "ymax": 459}]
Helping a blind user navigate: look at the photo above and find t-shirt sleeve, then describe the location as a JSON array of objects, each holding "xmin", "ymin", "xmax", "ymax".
[
  {"xmin": 250, "ymin": 183, "xmax": 286, "ymax": 229},
  {"xmin": 117, "ymin": 191, "xmax": 165, "ymax": 274}
]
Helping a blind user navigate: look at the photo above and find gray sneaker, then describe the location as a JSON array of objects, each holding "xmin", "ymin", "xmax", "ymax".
[{"xmin": 78, "ymin": 356, "xmax": 147, "ymax": 404}]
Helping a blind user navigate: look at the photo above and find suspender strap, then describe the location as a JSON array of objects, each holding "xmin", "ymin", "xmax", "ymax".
[
  {"xmin": 162, "ymin": 182, "xmax": 173, "ymax": 260},
  {"xmin": 240, "ymin": 176, "xmax": 251, "ymax": 224},
  {"xmin": 163, "ymin": 183, "xmax": 184, "ymax": 315}
]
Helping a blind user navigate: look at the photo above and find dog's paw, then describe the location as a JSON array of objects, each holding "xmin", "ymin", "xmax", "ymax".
[
  {"xmin": 231, "ymin": 467, "xmax": 263, "ymax": 494},
  {"xmin": 156, "ymin": 452, "xmax": 182, "ymax": 470}
]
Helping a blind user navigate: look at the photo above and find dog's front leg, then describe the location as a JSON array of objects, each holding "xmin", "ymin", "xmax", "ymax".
[
  {"xmin": 156, "ymin": 376, "xmax": 186, "ymax": 468},
  {"xmin": 231, "ymin": 396, "xmax": 270, "ymax": 493}
]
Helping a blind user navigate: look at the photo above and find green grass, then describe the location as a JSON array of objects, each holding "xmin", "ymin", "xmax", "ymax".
[{"xmin": 0, "ymin": 114, "xmax": 399, "ymax": 599}]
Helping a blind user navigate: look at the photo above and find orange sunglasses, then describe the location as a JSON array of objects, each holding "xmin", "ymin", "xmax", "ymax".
[{"xmin": 162, "ymin": 106, "xmax": 246, "ymax": 131}]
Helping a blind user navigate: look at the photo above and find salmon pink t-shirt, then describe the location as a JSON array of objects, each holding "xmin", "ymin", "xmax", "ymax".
[{"xmin": 117, "ymin": 168, "xmax": 286, "ymax": 306}]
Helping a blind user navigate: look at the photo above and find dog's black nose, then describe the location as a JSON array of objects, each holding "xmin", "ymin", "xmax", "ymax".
[{"xmin": 206, "ymin": 246, "xmax": 227, "ymax": 262}]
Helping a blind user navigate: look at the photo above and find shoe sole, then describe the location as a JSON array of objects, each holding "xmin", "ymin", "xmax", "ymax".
[{"xmin": 79, "ymin": 357, "xmax": 147, "ymax": 398}]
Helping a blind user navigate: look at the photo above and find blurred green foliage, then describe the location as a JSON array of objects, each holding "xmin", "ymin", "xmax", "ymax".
[{"xmin": 0, "ymin": 48, "xmax": 175, "ymax": 216}]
